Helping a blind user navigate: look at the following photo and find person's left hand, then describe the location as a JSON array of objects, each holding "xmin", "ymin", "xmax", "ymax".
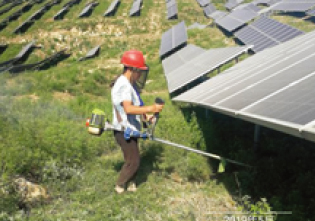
[{"xmin": 143, "ymin": 114, "xmax": 156, "ymax": 124}]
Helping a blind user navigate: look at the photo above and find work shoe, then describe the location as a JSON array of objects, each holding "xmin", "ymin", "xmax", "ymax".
[
  {"xmin": 127, "ymin": 182, "xmax": 137, "ymax": 192},
  {"xmin": 114, "ymin": 185, "xmax": 125, "ymax": 194}
]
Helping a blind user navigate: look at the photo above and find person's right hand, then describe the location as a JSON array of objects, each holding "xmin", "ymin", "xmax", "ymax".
[{"xmin": 149, "ymin": 103, "xmax": 164, "ymax": 113}]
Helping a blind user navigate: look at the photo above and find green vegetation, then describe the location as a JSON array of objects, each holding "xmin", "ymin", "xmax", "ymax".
[{"xmin": 1, "ymin": 0, "xmax": 315, "ymax": 220}]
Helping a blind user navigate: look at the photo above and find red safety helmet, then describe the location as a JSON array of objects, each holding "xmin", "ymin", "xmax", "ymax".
[{"xmin": 121, "ymin": 50, "xmax": 148, "ymax": 70}]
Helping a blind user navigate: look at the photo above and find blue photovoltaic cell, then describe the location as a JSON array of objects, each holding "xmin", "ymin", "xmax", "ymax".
[{"xmin": 235, "ymin": 16, "xmax": 304, "ymax": 53}]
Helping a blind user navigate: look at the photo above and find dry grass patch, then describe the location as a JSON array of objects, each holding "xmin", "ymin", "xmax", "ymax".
[{"xmin": 53, "ymin": 92, "xmax": 74, "ymax": 102}]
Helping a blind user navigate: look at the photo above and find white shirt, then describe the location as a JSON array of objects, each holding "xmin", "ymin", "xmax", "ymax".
[{"xmin": 111, "ymin": 75, "xmax": 141, "ymax": 131}]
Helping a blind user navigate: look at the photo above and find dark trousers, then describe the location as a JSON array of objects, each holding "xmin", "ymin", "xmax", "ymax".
[{"xmin": 114, "ymin": 131, "xmax": 140, "ymax": 186}]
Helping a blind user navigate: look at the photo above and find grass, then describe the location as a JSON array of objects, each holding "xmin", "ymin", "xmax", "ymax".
[{"xmin": 1, "ymin": 0, "xmax": 315, "ymax": 220}]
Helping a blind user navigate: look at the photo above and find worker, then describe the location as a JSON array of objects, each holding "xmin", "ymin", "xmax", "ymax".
[{"xmin": 111, "ymin": 50, "xmax": 164, "ymax": 194}]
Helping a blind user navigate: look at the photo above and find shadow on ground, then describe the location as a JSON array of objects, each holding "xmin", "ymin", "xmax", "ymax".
[
  {"xmin": 178, "ymin": 104, "xmax": 315, "ymax": 221},
  {"xmin": 112, "ymin": 142, "xmax": 164, "ymax": 186}
]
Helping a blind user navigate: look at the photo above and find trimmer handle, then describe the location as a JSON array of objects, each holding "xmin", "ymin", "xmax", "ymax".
[
  {"xmin": 151, "ymin": 97, "xmax": 165, "ymax": 138},
  {"xmin": 154, "ymin": 97, "xmax": 165, "ymax": 118}
]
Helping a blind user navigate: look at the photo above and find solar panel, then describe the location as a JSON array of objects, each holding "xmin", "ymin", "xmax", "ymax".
[
  {"xmin": 159, "ymin": 21, "xmax": 187, "ymax": 58},
  {"xmin": 271, "ymin": 1, "xmax": 315, "ymax": 12},
  {"xmin": 216, "ymin": 9, "xmax": 258, "ymax": 32},
  {"xmin": 0, "ymin": 41, "xmax": 36, "ymax": 72},
  {"xmin": 196, "ymin": 0, "xmax": 210, "ymax": 7},
  {"xmin": 235, "ymin": 16, "xmax": 304, "ymax": 53},
  {"xmin": 104, "ymin": 0, "xmax": 120, "ymax": 16},
  {"xmin": 203, "ymin": 3, "xmax": 216, "ymax": 18},
  {"xmin": 167, "ymin": 0, "xmax": 178, "ymax": 19},
  {"xmin": 225, "ymin": 0, "xmax": 244, "ymax": 10},
  {"xmin": 173, "ymin": 30, "xmax": 315, "ymax": 143},
  {"xmin": 162, "ymin": 44, "xmax": 206, "ymax": 75},
  {"xmin": 163, "ymin": 45, "xmax": 252, "ymax": 93},
  {"xmin": 78, "ymin": 2, "xmax": 98, "ymax": 17},
  {"xmin": 129, "ymin": 0, "xmax": 142, "ymax": 16},
  {"xmin": 54, "ymin": 0, "xmax": 81, "ymax": 19},
  {"xmin": 79, "ymin": 45, "xmax": 100, "ymax": 61},
  {"xmin": 13, "ymin": 19, "xmax": 32, "ymax": 34},
  {"xmin": 54, "ymin": 6, "xmax": 69, "ymax": 20},
  {"xmin": 233, "ymin": 3, "xmax": 261, "ymax": 12},
  {"xmin": 15, "ymin": 41, "xmax": 35, "ymax": 59}
]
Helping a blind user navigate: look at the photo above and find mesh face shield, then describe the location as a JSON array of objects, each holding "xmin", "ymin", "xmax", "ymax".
[{"xmin": 131, "ymin": 65, "xmax": 149, "ymax": 92}]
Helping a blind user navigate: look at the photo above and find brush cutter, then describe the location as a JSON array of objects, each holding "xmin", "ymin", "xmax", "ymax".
[{"xmin": 85, "ymin": 97, "xmax": 251, "ymax": 171}]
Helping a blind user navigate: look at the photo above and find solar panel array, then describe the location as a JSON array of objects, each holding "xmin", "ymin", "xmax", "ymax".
[
  {"xmin": 129, "ymin": 0, "xmax": 142, "ymax": 16},
  {"xmin": 235, "ymin": 16, "xmax": 304, "ymax": 53},
  {"xmin": 173, "ymin": 30, "xmax": 315, "ymax": 143},
  {"xmin": 0, "ymin": 1, "xmax": 34, "ymax": 30},
  {"xmin": 162, "ymin": 44, "xmax": 252, "ymax": 93},
  {"xmin": 14, "ymin": 0, "xmax": 61, "ymax": 34},
  {"xmin": 225, "ymin": 0, "xmax": 244, "ymax": 10},
  {"xmin": 159, "ymin": 21, "xmax": 188, "ymax": 58},
  {"xmin": 9, "ymin": 49, "xmax": 70, "ymax": 74},
  {"xmin": 104, "ymin": 0, "xmax": 120, "ymax": 16},
  {"xmin": 270, "ymin": 0, "xmax": 315, "ymax": 12},
  {"xmin": 78, "ymin": 1, "xmax": 98, "ymax": 17},
  {"xmin": 0, "ymin": 0, "xmax": 22, "ymax": 16},
  {"xmin": 216, "ymin": 8, "xmax": 258, "ymax": 32},
  {"xmin": 166, "ymin": 0, "xmax": 178, "ymax": 19}
]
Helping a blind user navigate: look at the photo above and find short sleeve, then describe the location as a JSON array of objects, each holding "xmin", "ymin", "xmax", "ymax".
[
  {"xmin": 120, "ymin": 84, "xmax": 132, "ymax": 102},
  {"xmin": 112, "ymin": 83, "xmax": 132, "ymax": 106}
]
